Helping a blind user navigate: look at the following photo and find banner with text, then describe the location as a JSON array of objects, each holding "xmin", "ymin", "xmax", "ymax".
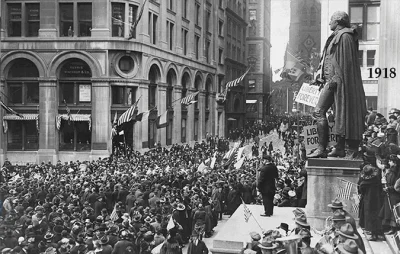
[
  {"xmin": 295, "ymin": 83, "xmax": 321, "ymax": 107},
  {"xmin": 303, "ymin": 123, "xmax": 337, "ymax": 152}
]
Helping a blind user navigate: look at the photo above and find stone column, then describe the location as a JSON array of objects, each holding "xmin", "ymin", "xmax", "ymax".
[
  {"xmin": 139, "ymin": 82, "xmax": 150, "ymax": 149},
  {"xmin": 0, "ymin": 80, "xmax": 6, "ymax": 165},
  {"xmin": 187, "ymin": 90, "xmax": 195, "ymax": 144},
  {"xmin": 199, "ymin": 91, "xmax": 206, "ymax": 140},
  {"xmin": 157, "ymin": 83, "xmax": 167, "ymax": 146},
  {"xmin": 210, "ymin": 92, "xmax": 216, "ymax": 135},
  {"xmin": 173, "ymin": 87, "xmax": 182, "ymax": 144},
  {"xmin": 37, "ymin": 79, "xmax": 58, "ymax": 163},
  {"xmin": 377, "ymin": 0, "xmax": 400, "ymax": 115},
  {"xmin": 91, "ymin": 79, "xmax": 111, "ymax": 158},
  {"xmin": 91, "ymin": 0, "xmax": 109, "ymax": 37},
  {"xmin": 38, "ymin": 0, "xmax": 57, "ymax": 38}
]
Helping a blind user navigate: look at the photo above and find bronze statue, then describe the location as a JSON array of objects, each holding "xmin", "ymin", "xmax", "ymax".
[{"xmin": 308, "ymin": 11, "xmax": 367, "ymax": 158}]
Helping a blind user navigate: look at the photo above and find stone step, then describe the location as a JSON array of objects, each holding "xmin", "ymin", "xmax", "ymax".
[
  {"xmin": 385, "ymin": 234, "xmax": 400, "ymax": 254},
  {"xmin": 360, "ymin": 230, "xmax": 395, "ymax": 254}
]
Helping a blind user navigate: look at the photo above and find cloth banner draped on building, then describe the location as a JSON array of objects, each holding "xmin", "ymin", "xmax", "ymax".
[
  {"xmin": 2, "ymin": 114, "xmax": 39, "ymax": 134},
  {"xmin": 56, "ymin": 114, "xmax": 92, "ymax": 130}
]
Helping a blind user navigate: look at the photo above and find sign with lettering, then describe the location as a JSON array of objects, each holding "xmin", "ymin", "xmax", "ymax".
[
  {"xmin": 79, "ymin": 84, "xmax": 91, "ymax": 102},
  {"xmin": 295, "ymin": 83, "xmax": 321, "ymax": 107},
  {"xmin": 303, "ymin": 123, "xmax": 337, "ymax": 152},
  {"xmin": 60, "ymin": 60, "xmax": 92, "ymax": 78}
]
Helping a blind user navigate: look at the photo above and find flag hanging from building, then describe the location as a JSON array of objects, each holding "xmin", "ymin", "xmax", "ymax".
[
  {"xmin": 156, "ymin": 110, "xmax": 168, "ymax": 129},
  {"xmin": 117, "ymin": 97, "xmax": 141, "ymax": 126},
  {"xmin": 242, "ymin": 199, "xmax": 252, "ymax": 223},
  {"xmin": 282, "ymin": 50, "xmax": 306, "ymax": 82},
  {"xmin": 226, "ymin": 67, "xmax": 251, "ymax": 89},
  {"xmin": 128, "ymin": 0, "xmax": 148, "ymax": 39},
  {"xmin": 63, "ymin": 99, "xmax": 72, "ymax": 124},
  {"xmin": 336, "ymin": 178, "xmax": 355, "ymax": 200},
  {"xmin": 181, "ymin": 91, "xmax": 200, "ymax": 106},
  {"xmin": 136, "ymin": 110, "xmax": 151, "ymax": 122},
  {"xmin": 0, "ymin": 99, "xmax": 23, "ymax": 118}
]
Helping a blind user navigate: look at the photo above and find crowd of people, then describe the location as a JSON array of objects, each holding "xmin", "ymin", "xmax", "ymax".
[{"xmin": 0, "ymin": 123, "xmax": 311, "ymax": 254}]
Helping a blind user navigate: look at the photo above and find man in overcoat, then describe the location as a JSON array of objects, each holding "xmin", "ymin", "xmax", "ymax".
[{"xmin": 257, "ymin": 155, "xmax": 279, "ymax": 217}]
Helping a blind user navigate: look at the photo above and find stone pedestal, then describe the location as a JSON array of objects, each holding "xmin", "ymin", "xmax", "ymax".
[{"xmin": 306, "ymin": 158, "xmax": 362, "ymax": 230}]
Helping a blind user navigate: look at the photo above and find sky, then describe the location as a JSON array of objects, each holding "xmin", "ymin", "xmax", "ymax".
[{"xmin": 270, "ymin": 0, "xmax": 291, "ymax": 71}]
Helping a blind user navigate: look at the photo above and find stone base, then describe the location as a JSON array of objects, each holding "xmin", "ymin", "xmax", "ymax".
[
  {"xmin": 38, "ymin": 149, "xmax": 58, "ymax": 164},
  {"xmin": 306, "ymin": 158, "xmax": 362, "ymax": 230},
  {"xmin": 39, "ymin": 28, "xmax": 58, "ymax": 38},
  {"xmin": 91, "ymin": 28, "xmax": 110, "ymax": 38}
]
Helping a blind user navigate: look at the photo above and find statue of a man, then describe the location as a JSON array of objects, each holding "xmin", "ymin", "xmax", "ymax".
[{"xmin": 308, "ymin": 11, "xmax": 367, "ymax": 158}]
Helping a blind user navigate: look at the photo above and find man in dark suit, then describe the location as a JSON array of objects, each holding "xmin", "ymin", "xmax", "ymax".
[{"xmin": 257, "ymin": 155, "xmax": 279, "ymax": 216}]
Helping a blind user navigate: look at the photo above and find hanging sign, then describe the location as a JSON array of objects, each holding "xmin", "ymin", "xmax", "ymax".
[{"xmin": 295, "ymin": 83, "xmax": 321, "ymax": 107}]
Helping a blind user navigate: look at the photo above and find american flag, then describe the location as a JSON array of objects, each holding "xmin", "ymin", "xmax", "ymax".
[
  {"xmin": 181, "ymin": 91, "xmax": 199, "ymax": 106},
  {"xmin": 0, "ymin": 99, "xmax": 23, "ymax": 118},
  {"xmin": 117, "ymin": 96, "xmax": 141, "ymax": 126},
  {"xmin": 63, "ymin": 100, "xmax": 71, "ymax": 125},
  {"xmin": 336, "ymin": 178, "xmax": 355, "ymax": 200},
  {"xmin": 226, "ymin": 67, "xmax": 251, "ymax": 89},
  {"xmin": 352, "ymin": 194, "xmax": 361, "ymax": 215},
  {"xmin": 110, "ymin": 204, "xmax": 119, "ymax": 222},
  {"xmin": 128, "ymin": 0, "xmax": 148, "ymax": 39},
  {"xmin": 242, "ymin": 199, "xmax": 252, "ymax": 223}
]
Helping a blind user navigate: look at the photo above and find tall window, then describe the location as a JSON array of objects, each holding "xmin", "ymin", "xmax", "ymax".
[
  {"xmin": 219, "ymin": 0, "xmax": 223, "ymax": 8},
  {"xmin": 8, "ymin": 3, "xmax": 22, "ymax": 37},
  {"xmin": 167, "ymin": 21, "xmax": 174, "ymax": 51},
  {"xmin": 219, "ymin": 48, "xmax": 223, "ymax": 64},
  {"xmin": 218, "ymin": 20, "xmax": 224, "ymax": 36},
  {"xmin": 60, "ymin": 3, "xmax": 74, "ymax": 37},
  {"xmin": 149, "ymin": 85, "xmax": 157, "ymax": 109},
  {"xmin": 129, "ymin": 5, "xmax": 139, "ymax": 39},
  {"xmin": 310, "ymin": 6, "xmax": 317, "ymax": 26},
  {"xmin": 112, "ymin": 3, "xmax": 125, "ymax": 37},
  {"xmin": 205, "ymin": 40, "xmax": 210, "ymax": 63},
  {"xmin": 182, "ymin": 29, "xmax": 188, "ymax": 55},
  {"xmin": 168, "ymin": 0, "xmax": 174, "ymax": 11},
  {"xmin": 195, "ymin": 3, "xmax": 200, "ymax": 26},
  {"xmin": 206, "ymin": 10, "xmax": 211, "ymax": 32},
  {"xmin": 195, "ymin": 35, "xmax": 200, "ymax": 59},
  {"xmin": 112, "ymin": 86, "xmax": 136, "ymax": 105},
  {"xmin": 78, "ymin": 3, "xmax": 92, "ymax": 37},
  {"xmin": 227, "ymin": 18, "xmax": 231, "ymax": 36},
  {"xmin": 367, "ymin": 50, "xmax": 376, "ymax": 67},
  {"xmin": 183, "ymin": 0, "xmax": 188, "ymax": 18},
  {"xmin": 26, "ymin": 3, "xmax": 40, "ymax": 37},
  {"xmin": 350, "ymin": 4, "xmax": 380, "ymax": 41},
  {"xmin": 148, "ymin": 12, "xmax": 158, "ymax": 44},
  {"xmin": 358, "ymin": 50, "xmax": 363, "ymax": 67}
]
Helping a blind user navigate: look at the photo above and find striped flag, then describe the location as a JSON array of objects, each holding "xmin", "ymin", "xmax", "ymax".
[
  {"xmin": 352, "ymin": 194, "xmax": 361, "ymax": 215},
  {"xmin": 181, "ymin": 91, "xmax": 200, "ymax": 106},
  {"xmin": 63, "ymin": 99, "xmax": 72, "ymax": 125},
  {"xmin": 242, "ymin": 199, "xmax": 252, "ymax": 223},
  {"xmin": 156, "ymin": 110, "xmax": 168, "ymax": 129},
  {"xmin": 117, "ymin": 96, "xmax": 141, "ymax": 126},
  {"xmin": 336, "ymin": 178, "xmax": 354, "ymax": 200},
  {"xmin": 0, "ymin": 99, "xmax": 22, "ymax": 118},
  {"xmin": 128, "ymin": 0, "xmax": 148, "ymax": 39},
  {"xmin": 226, "ymin": 67, "xmax": 251, "ymax": 89},
  {"xmin": 110, "ymin": 204, "xmax": 119, "ymax": 221}
]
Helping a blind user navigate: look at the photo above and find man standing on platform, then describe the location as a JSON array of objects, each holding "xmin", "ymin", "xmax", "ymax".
[
  {"xmin": 308, "ymin": 11, "xmax": 367, "ymax": 158},
  {"xmin": 257, "ymin": 155, "xmax": 279, "ymax": 217}
]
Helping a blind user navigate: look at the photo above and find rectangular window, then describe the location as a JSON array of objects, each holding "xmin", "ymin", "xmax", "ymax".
[
  {"xmin": 205, "ymin": 40, "xmax": 210, "ymax": 63},
  {"xmin": 367, "ymin": 5, "xmax": 380, "ymax": 41},
  {"xmin": 219, "ymin": 0, "xmax": 223, "ymax": 7},
  {"xmin": 78, "ymin": 3, "xmax": 92, "ymax": 37},
  {"xmin": 8, "ymin": 121, "xmax": 38, "ymax": 151},
  {"xmin": 168, "ymin": 0, "xmax": 173, "ymax": 11},
  {"xmin": 59, "ymin": 121, "xmax": 91, "ymax": 151},
  {"xmin": 129, "ymin": 5, "xmax": 139, "ymax": 39},
  {"xmin": 26, "ymin": 3, "xmax": 40, "ymax": 37},
  {"xmin": 367, "ymin": 50, "xmax": 376, "ymax": 67},
  {"xmin": 112, "ymin": 3, "xmax": 125, "ymax": 37},
  {"xmin": 152, "ymin": 14, "xmax": 158, "ymax": 44},
  {"xmin": 60, "ymin": 3, "xmax": 74, "ymax": 37},
  {"xmin": 59, "ymin": 82, "xmax": 91, "ymax": 105},
  {"xmin": 195, "ymin": 3, "xmax": 200, "ymax": 26},
  {"xmin": 227, "ymin": 18, "xmax": 231, "ymax": 36},
  {"xmin": 218, "ymin": 20, "xmax": 224, "ymax": 36},
  {"xmin": 358, "ymin": 50, "xmax": 363, "ymax": 67},
  {"xmin": 183, "ymin": 0, "xmax": 188, "ymax": 18},
  {"xmin": 149, "ymin": 85, "xmax": 157, "ymax": 109},
  {"xmin": 219, "ymin": 48, "xmax": 223, "ymax": 64},
  {"xmin": 8, "ymin": 82, "xmax": 39, "ymax": 104},
  {"xmin": 8, "ymin": 3, "xmax": 22, "ymax": 37},
  {"xmin": 249, "ymin": 80, "xmax": 256, "ymax": 89},
  {"xmin": 182, "ymin": 29, "xmax": 188, "ymax": 55},
  {"xmin": 181, "ymin": 118, "xmax": 186, "ymax": 143},
  {"xmin": 206, "ymin": 10, "xmax": 211, "ymax": 32},
  {"xmin": 167, "ymin": 21, "xmax": 174, "ymax": 50},
  {"xmin": 195, "ymin": 35, "xmax": 200, "ymax": 59}
]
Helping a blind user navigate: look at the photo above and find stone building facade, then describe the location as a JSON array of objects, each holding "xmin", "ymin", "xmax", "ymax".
[{"xmin": 0, "ymin": 0, "xmax": 226, "ymax": 164}]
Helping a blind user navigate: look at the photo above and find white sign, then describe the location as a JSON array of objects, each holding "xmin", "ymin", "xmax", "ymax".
[
  {"xmin": 295, "ymin": 83, "xmax": 321, "ymax": 107},
  {"xmin": 303, "ymin": 123, "xmax": 337, "ymax": 152},
  {"xmin": 79, "ymin": 84, "xmax": 91, "ymax": 102}
]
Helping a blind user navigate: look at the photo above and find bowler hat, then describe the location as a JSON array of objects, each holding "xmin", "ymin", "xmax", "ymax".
[
  {"xmin": 338, "ymin": 223, "xmax": 358, "ymax": 240},
  {"xmin": 327, "ymin": 198, "xmax": 344, "ymax": 209},
  {"xmin": 294, "ymin": 214, "xmax": 309, "ymax": 227},
  {"xmin": 337, "ymin": 239, "xmax": 363, "ymax": 254},
  {"xmin": 277, "ymin": 223, "xmax": 289, "ymax": 233},
  {"xmin": 332, "ymin": 210, "xmax": 346, "ymax": 221}
]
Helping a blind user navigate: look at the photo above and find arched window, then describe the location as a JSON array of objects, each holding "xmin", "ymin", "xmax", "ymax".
[
  {"xmin": 58, "ymin": 58, "xmax": 92, "ymax": 151},
  {"xmin": 301, "ymin": 7, "xmax": 309, "ymax": 26},
  {"xmin": 5, "ymin": 58, "xmax": 39, "ymax": 151}
]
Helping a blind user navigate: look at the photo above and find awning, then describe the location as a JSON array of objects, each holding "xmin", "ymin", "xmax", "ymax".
[
  {"xmin": 2, "ymin": 114, "xmax": 39, "ymax": 134},
  {"xmin": 56, "ymin": 114, "xmax": 91, "ymax": 130},
  {"xmin": 246, "ymin": 100, "xmax": 257, "ymax": 104}
]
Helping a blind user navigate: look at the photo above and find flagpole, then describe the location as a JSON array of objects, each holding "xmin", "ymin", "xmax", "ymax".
[{"xmin": 241, "ymin": 198, "xmax": 264, "ymax": 231}]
